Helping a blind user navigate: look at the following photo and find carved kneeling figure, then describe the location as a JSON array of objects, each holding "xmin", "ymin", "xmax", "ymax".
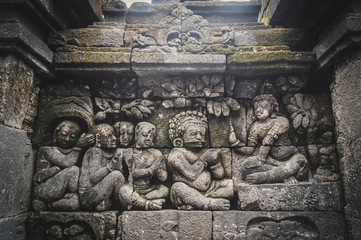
[{"xmin": 168, "ymin": 111, "xmax": 233, "ymax": 210}]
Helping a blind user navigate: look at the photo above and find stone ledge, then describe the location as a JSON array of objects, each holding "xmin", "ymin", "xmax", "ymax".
[
  {"xmin": 132, "ymin": 52, "xmax": 226, "ymax": 77},
  {"xmin": 54, "ymin": 47, "xmax": 132, "ymax": 76},
  {"xmin": 213, "ymin": 211, "xmax": 346, "ymax": 240},
  {"xmin": 227, "ymin": 50, "xmax": 314, "ymax": 77},
  {"xmin": 236, "ymin": 182, "xmax": 343, "ymax": 211},
  {"xmin": 314, "ymin": 14, "xmax": 361, "ymax": 69}
]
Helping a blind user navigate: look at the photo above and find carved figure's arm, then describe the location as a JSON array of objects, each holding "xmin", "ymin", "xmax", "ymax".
[
  {"xmin": 88, "ymin": 150, "xmax": 110, "ymax": 185},
  {"xmin": 132, "ymin": 167, "xmax": 153, "ymax": 179},
  {"xmin": 170, "ymin": 151, "xmax": 207, "ymax": 181},
  {"xmin": 155, "ymin": 155, "xmax": 168, "ymax": 182},
  {"xmin": 33, "ymin": 166, "xmax": 60, "ymax": 183},
  {"xmin": 209, "ymin": 162, "xmax": 225, "ymax": 179},
  {"xmin": 40, "ymin": 147, "xmax": 80, "ymax": 169}
]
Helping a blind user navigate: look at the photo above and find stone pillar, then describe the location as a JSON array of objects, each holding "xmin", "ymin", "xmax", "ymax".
[
  {"xmin": 312, "ymin": 2, "xmax": 361, "ymax": 238},
  {"xmin": 331, "ymin": 51, "xmax": 361, "ymax": 239},
  {"xmin": 0, "ymin": 54, "xmax": 35, "ymax": 239}
]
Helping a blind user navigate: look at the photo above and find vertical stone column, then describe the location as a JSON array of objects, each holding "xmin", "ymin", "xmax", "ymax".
[
  {"xmin": 331, "ymin": 51, "xmax": 361, "ymax": 239},
  {"xmin": 0, "ymin": 54, "xmax": 36, "ymax": 239}
]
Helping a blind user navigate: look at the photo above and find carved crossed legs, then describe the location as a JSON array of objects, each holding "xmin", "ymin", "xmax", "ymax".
[
  {"xmin": 79, "ymin": 170, "xmax": 124, "ymax": 211},
  {"xmin": 245, "ymin": 153, "xmax": 309, "ymax": 184},
  {"xmin": 120, "ymin": 184, "xmax": 169, "ymax": 210},
  {"xmin": 170, "ymin": 181, "xmax": 231, "ymax": 210},
  {"xmin": 34, "ymin": 166, "xmax": 80, "ymax": 211}
]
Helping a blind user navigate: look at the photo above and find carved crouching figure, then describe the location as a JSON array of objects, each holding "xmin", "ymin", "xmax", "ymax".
[
  {"xmin": 121, "ymin": 122, "xmax": 169, "ymax": 210},
  {"xmin": 33, "ymin": 120, "xmax": 82, "ymax": 211},
  {"xmin": 168, "ymin": 111, "xmax": 233, "ymax": 210},
  {"xmin": 79, "ymin": 124, "xmax": 125, "ymax": 211},
  {"xmin": 232, "ymin": 94, "xmax": 309, "ymax": 184}
]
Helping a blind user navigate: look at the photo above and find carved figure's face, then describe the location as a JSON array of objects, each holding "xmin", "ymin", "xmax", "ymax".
[
  {"xmin": 54, "ymin": 121, "xmax": 81, "ymax": 149},
  {"xmin": 136, "ymin": 123, "xmax": 155, "ymax": 148},
  {"xmin": 254, "ymin": 100, "xmax": 271, "ymax": 121},
  {"xmin": 183, "ymin": 124, "xmax": 207, "ymax": 148},
  {"xmin": 118, "ymin": 122, "xmax": 134, "ymax": 147},
  {"xmin": 97, "ymin": 126, "xmax": 117, "ymax": 149}
]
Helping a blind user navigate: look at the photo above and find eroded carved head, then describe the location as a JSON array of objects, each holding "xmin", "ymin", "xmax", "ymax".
[
  {"xmin": 252, "ymin": 94, "xmax": 279, "ymax": 121},
  {"xmin": 53, "ymin": 120, "xmax": 81, "ymax": 148},
  {"xmin": 91, "ymin": 124, "xmax": 117, "ymax": 149},
  {"xmin": 135, "ymin": 122, "xmax": 156, "ymax": 148},
  {"xmin": 115, "ymin": 121, "xmax": 134, "ymax": 147},
  {"xmin": 169, "ymin": 111, "xmax": 208, "ymax": 148}
]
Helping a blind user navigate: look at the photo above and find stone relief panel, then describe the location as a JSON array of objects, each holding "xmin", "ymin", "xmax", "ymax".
[{"xmin": 29, "ymin": 73, "xmax": 340, "ymax": 214}]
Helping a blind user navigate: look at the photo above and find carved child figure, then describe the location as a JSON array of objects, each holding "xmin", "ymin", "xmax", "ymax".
[
  {"xmin": 33, "ymin": 120, "xmax": 82, "ymax": 211},
  {"xmin": 233, "ymin": 94, "xmax": 309, "ymax": 184},
  {"xmin": 115, "ymin": 121, "xmax": 134, "ymax": 147},
  {"xmin": 121, "ymin": 122, "xmax": 169, "ymax": 210},
  {"xmin": 79, "ymin": 124, "xmax": 125, "ymax": 211},
  {"xmin": 168, "ymin": 111, "xmax": 233, "ymax": 210}
]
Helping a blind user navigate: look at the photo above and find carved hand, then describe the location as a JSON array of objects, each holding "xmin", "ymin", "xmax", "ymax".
[
  {"xmin": 244, "ymin": 156, "xmax": 264, "ymax": 169},
  {"xmin": 200, "ymin": 149, "xmax": 221, "ymax": 166},
  {"xmin": 76, "ymin": 133, "xmax": 95, "ymax": 148}
]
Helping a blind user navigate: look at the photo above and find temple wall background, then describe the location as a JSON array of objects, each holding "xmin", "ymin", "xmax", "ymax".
[{"xmin": 0, "ymin": 0, "xmax": 360, "ymax": 239}]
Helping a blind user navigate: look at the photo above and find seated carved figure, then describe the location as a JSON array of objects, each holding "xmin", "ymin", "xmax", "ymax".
[
  {"xmin": 168, "ymin": 111, "xmax": 233, "ymax": 210},
  {"xmin": 33, "ymin": 120, "xmax": 82, "ymax": 211},
  {"xmin": 232, "ymin": 94, "xmax": 309, "ymax": 184},
  {"xmin": 79, "ymin": 124, "xmax": 125, "ymax": 211},
  {"xmin": 121, "ymin": 122, "xmax": 169, "ymax": 210}
]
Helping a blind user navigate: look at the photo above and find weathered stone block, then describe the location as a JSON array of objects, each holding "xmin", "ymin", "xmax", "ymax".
[
  {"xmin": 59, "ymin": 25, "xmax": 125, "ymax": 48},
  {"xmin": 331, "ymin": 55, "xmax": 361, "ymax": 141},
  {"xmin": 119, "ymin": 210, "xmax": 212, "ymax": 240},
  {"xmin": 54, "ymin": 47, "xmax": 131, "ymax": 76},
  {"xmin": 236, "ymin": 182, "xmax": 343, "ymax": 211},
  {"xmin": 0, "ymin": 125, "xmax": 33, "ymax": 219},
  {"xmin": 0, "ymin": 214, "xmax": 26, "ymax": 240},
  {"xmin": 27, "ymin": 211, "xmax": 118, "ymax": 240},
  {"xmin": 227, "ymin": 51, "xmax": 314, "ymax": 77},
  {"xmin": 0, "ymin": 54, "xmax": 34, "ymax": 130},
  {"xmin": 339, "ymin": 137, "xmax": 361, "ymax": 219},
  {"xmin": 213, "ymin": 211, "xmax": 346, "ymax": 240},
  {"xmin": 132, "ymin": 52, "xmax": 226, "ymax": 77}
]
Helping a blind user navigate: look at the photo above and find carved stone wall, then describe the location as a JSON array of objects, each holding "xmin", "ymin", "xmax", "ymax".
[{"xmin": 1, "ymin": 0, "xmax": 360, "ymax": 239}]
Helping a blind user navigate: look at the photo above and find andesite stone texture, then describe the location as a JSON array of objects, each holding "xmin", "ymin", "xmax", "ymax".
[
  {"xmin": 213, "ymin": 211, "xmax": 346, "ymax": 239},
  {"xmin": 0, "ymin": 125, "xmax": 33, "ymax": 219},
  {"xmin": 120, "ymin": 211, "xmax": 212, "ymax": 240}
]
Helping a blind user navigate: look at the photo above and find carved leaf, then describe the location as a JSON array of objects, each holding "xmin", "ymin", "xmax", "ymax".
[
  {"xmin": 162, "ymin": 82, "xmax": 181, "ymax": 92},
  {"xmin": 225, "ymin": 98, "xmax": 240, "ymax": 111},
  {"xmin": 210, "ymin": 75, "xmax": 222, "ymax": 87},
  {"xmin": 95, "ymin": 97, "xmax": 111, "ymax": 111},
  {"xmin": 207, "ymin": 100, "xmax": 214, "ymax": 115},
  {"xmin": 293, "ymin": 114, "xmax": 303, "ymax": 129},
  {"xmin": 214, "ymin": 100, "xmax": 222, "ymax": 117},
  {"xmin": 130, "ymin": 107, "xmax": 143, "ymax": 119},
  {"xmin": 221, "ymin": 100, "xmax": 230, "ymax": 117},
  {"xmin": 94, "ymin": 111, "xmax": 107, "ymax": 121},
  {"xmin": 162, "ymin": 100, "xmax": 174, "ymax": 109},
  {"xmin": 286, "ymin": 105, "xmax": 300, "ymax": 114}
]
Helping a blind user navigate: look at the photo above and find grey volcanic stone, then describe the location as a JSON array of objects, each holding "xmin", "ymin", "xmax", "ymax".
[
  {"xmin": 132, "ymin": 52, "xmax": 226, "ymax": 77},
  {"xmin": 332, "ymin": 53, "xmax": 361, "ymax": 222},
  {"xmin": 213, "ymin": 211, "xmax": 346, "ymax": 240},
  {"xmin": 119, "ymin": 210, "xmax": 212, "ymax": 240},
  {"xmin": 236, "ymin": 182, "xmax": 343, "ymax": 211},
  {"xmin": 27, "ymin": 211, "xmax": 118, "ymax": 240},
  {"xmin": 0, "ymin": 54, "xmax": 34, "ymax": 130},
  {"xmin": 0, "ymin": 125, "xmax": 33, "ymax": 218},
  {"xmin": 0, "ymin": 214, "xmax": 26, "ymax": 240}
]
